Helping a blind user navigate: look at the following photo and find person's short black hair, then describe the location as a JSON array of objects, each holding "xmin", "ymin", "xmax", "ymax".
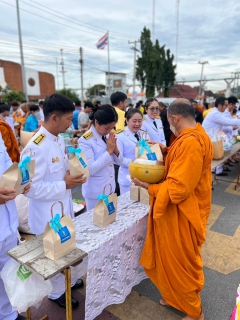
[
  {"xmin": 215, "ymin": 97, "xmax": 227, "ymax": 108},
  {"xmin": 11, "ymin": 101, "xmax": 19, "ymax": 107},
  {"xmin": 96, "ymin": 100, "xmax": 101, "ymax": 105},
  {"xmin": 159, "ymin": 102, "xmax": 166, "ymax": 108},
  {"xmin": 84, "ymin": 101, "xmax": 94, "ymax": 109},
  {"xmin": 75, "ymin": 100, "xmax": 81, "ymax": 107},
  {"xmin": 228, "ymin": 96, "xmax": 238, "ymax": 105},
  {"xmin": 30, "ymin": 105, "xmax": 40, "ymax": 112},
  {"xmin": 39, "ymin": 100, "xmax": 44, "ymax": 106},
  {"xmin": 43, "ymin": 94, "xmax": 75, "ymax": 121},
  {"xmin": 89, "ymin": 104, "xmax": 118, "ymax": 125},
  {"xmin": 192, "ymin": 100, "xmax": 198, "ymax": 104},
  {"xmin": 125, "ymin": 108, "xmax": 143, "ymax": 121},
  {"xmin": 0, "ymin": 104, "xmax": 10, "ymax": 113},
  {"xmin": 168, "ymin": 98, "xmax": 195, "ymax": 119},
  {"xmin": 110, "ymin": 91, "xmax": 127, "ymax": 106},
  {"xmin": 22, "ymin": 100, "xmax": 27, "ymax": 103},
  {"xmin": 145, "ymin": 98, "xmax": 159, "ymax": 109},
  {"xmin": 128, "ymin": 103, "xmax": 133, "ymax": 107}
]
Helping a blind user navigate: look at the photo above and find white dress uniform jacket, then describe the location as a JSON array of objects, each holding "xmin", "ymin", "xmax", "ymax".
[
  {"xmin": 202, "ymin": 107, "xmax": 240, "ymax": 137},
  {"xmin": 117, "ymin": 127, "xmax": 140, "ymax": 194},
  {"xmin": 79, "ymin": 125, "xmax": 123, "ymax": 210},
  {"xmin": 0, "ymin": 135, "xmax": 18, "ymax": 241},
  {"xmin": 0, "ymin": 134, "xmax": 18, "ymax": 320},
  {"xmin": 22, "ymin": 126, "xmax": 73, "ymax": 236},
  {"xmin": 141, "ymin": 114, "xmax": 166, "ymax": 145}
]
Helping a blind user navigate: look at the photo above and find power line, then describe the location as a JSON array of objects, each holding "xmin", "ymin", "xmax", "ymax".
[
  {"xmin": 1, "ymin": 0, "xmax": 137, "ymax": 41},
  {"xmin": 27, "ymin": 0, "xmax": 137, "ymax": 39}
]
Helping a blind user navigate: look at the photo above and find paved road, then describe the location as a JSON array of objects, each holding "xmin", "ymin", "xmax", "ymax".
[{"xmin": 21, "ymin": 164, "xmax": 240, "ymax": 319}]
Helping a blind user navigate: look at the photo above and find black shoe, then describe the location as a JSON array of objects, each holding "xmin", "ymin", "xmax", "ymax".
[
  {"xmin": 216, "ymin": 172, "xmax": 228, "ymax": 176},
  {"xmin": 226, "ymin": 162, "xmax": 234, "ymax": 166},
  {"xmin": 16, "ymin": 316, "xmax": 26, "ymax": 320},
  {"xmin": 72, "ymin": 279, "xmax": 84, "ymax": 290},
  {"xmin": 223, "ymin": 168, "xmax": 231, "ymax": 172},
  {"xmin": 49, "ymin": 293, "xmax": 79, "ymax": 309}
]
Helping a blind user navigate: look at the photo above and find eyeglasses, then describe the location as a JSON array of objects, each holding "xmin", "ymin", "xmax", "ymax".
[{"xmin": 148, "ymin": 108, "xmax": 159, "ymax": 111}]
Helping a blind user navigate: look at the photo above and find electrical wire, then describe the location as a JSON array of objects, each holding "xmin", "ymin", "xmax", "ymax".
[{"xmin": 25, "ymin": 0, "xmax": 137, "ymax": 39}]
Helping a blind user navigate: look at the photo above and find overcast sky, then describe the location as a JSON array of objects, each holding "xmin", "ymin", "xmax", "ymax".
[{"xmin": 0, "ymin": 0, "xmax": 240, "ymax": 95}]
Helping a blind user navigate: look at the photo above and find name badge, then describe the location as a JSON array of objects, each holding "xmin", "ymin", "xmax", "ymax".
[
  {"xmin": 58, "ymin": 226, "xmax": 71, "ymax": 243},
  {"xmin": 146, "ymin": 152, "xmax": 158, "ymax": 161},
  {"xmin": 21, "ymin": 170, "xmax": 30, "ymax": 185},
  {"xmin": 79, "ymin": 157, "xmax": 87, "ymax": 168},
  {"xmin": 108, "ymin": 202, "xmax": 115, "ymax": 215}
]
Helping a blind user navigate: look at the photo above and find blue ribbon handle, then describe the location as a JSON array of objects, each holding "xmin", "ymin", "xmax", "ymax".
[
  {"xmin": 18, "ymin": 156, "xmax": 31, "ymax": 179},
  {"xmin": 97, "ymin": 194, "xmax": 109, "ymax": 206},
  {"xmin": 68, "ymin": 146, "xmax": 82, "ymax": 159},
  {"xmin": 49, "ymin": 213, "xmax": 63, "ymax": 233},
  {"xmin": 138, "ymin": 139, "xmax": 152, "ymax": 155}
]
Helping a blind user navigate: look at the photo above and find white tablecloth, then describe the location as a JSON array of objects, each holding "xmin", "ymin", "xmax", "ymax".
[{"xmin": 74, "ymin": 192, "xmax": 150, "ymax": 320}]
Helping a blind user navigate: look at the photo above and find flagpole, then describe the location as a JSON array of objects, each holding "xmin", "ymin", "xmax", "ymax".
[{"xmin": 107, "ymin": 30, "xmax": 111, "ymax": 97}]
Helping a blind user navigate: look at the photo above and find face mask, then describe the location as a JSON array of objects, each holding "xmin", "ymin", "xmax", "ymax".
[
  {"xmin": 35, "ymin": 112, "xmax": 40, "ymax": 119},
  {"xmin": 170, "ymin": 124, "xmax": 179, "ymax": 137}
]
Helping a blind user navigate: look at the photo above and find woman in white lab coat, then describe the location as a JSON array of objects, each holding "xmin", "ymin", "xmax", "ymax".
[
  {"xmin": 141, "ymin": 98, "xmax": 166, "ymax": 145},
  {"xmin": 117, "ymin": 108, "xmax": 143, "ymax": 195},
  {"xmin": 78, "ymin": 104, "xmax": 123, "ymax": 210}
]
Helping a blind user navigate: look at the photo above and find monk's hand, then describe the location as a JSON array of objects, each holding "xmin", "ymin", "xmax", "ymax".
[
  {"xmin": 0, "ymin": 188, "xmax": 17, "ymax": 204},
  {"xmin": 23, "ymin": 184, "xmax": 30, "ymax": 194},
  {"xmin": 131, "ymin": 177, "xmax": 150, "ymax": 190}
]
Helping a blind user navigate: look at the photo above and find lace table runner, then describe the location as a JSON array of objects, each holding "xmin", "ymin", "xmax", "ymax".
[{"xmin": 74, "ymin": 192, "xmax": 150, "ymax": 320}]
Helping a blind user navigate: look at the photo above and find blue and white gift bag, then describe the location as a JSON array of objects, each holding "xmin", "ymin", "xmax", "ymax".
[
  {"xmin": 43, "ymin": 201, "xmax": 76, "ymax": 260},
  {"xmin": 0, "ymin": 151, "xmax": 35, "ymax": 195},
  {"xmin": 68, "ymin": 146, "xmax": 89, "ymax": 177},
  {"xmin": 135, "ymin": 138, "xmax": 163, "ymax": 162},
  {"xmin": 93, "ymin": 184, "xmax": 117, "ymax": 228}
]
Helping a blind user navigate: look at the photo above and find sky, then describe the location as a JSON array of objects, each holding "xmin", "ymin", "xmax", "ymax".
[{"xmin": 0, "ymin": 0, "xmax": 240, "ymax": 96}]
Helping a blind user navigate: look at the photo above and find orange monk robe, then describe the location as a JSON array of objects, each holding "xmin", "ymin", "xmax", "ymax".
[
  {"xmin": 140, "ymin": 123, "xmax": 213, "ymax": 318},
  {"xmin": 0, "ymin": 120, "xmax": 20, "ymax": 162}
]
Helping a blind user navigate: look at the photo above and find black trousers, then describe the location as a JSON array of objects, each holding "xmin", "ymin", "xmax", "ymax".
[{"xmin": 114, "ymin": 164, "xmax": 120, "ymax": 196}]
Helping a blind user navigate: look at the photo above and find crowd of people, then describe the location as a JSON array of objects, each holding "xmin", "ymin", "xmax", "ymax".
[{"xmin": 0, "ymin": 91, "xmax": 240, "ymax": 320}]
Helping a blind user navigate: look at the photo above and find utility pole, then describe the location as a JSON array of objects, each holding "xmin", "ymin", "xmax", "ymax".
[
  {"xmin": 175, "ymin": 0, "xmax": 180, "ymax": 68},
  {"xmin": 79, "ymin": 47, "xmax": 84, "ymax": 103},
  {"xmin": 152, "ymin": 0, "xmax": 156, "ymax": 42},
  {"xmin": 128, "ymin": 40, "xmax": 140, "ymax": 93},
  {"xmin": 198, "ymin": 61, "xmax": 208, "ymax": 99},
  {"xmin": 231, "ymin": 72, "xmax": 240, "ymax": 96},
  {"xmin": 55, "ymin": 57, "xmax": 59, "ymax": 91},
  {"xmin": 59, "ymin": 49, "xmax": 67, "ymax": 90},
  {"xmin": 16, "ymin": 0, "xmax": 28, "ymax": 101}
]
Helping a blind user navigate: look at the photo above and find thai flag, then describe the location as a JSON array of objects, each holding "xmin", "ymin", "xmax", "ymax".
[{"xmin": 96, "ymin": 33, "xmax": 108, "ymax": 50}]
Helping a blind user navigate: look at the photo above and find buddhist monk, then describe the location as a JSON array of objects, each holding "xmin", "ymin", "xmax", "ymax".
[
  {"xmin": 0, "ymin": 104, "xmax": 20, "ymax": 162},
  {"xmin": 132, "ymin": 98, "xmax": 213, "ymax": 320}
]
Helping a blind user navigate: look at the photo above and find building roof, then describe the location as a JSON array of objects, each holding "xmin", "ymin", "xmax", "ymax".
[
  {"xmin": 193, "ymin": 86, "xmax": 216, "ymax": 97},
  {"xmin": 156, "ymin": 84, "xmax": 198, "ymax": 100}
]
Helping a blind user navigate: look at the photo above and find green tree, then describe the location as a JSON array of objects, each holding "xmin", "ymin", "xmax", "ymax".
[
  {"xmin": 136, "ymin": 27, "xmax": 176, "ymax": 98},
  {"xmin": 1, "ymin": 87, "xmax": 25, "ymax": 103},
  {"xmin": 57, "ymin": 88, "xmax": 79, "ymax": 102},
  {"xmin": 86, "ymin": 84, "xmax": 106, "ymax": 98}
]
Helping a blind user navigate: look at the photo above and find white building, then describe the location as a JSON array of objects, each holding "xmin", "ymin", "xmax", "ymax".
[{"xmin": 105, "ymin": 72, "xmax": 127, "ymax": 95}]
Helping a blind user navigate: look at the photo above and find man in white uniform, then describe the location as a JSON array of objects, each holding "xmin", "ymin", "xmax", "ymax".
[
  {"xmin": 0, "ymin": 134, "xmax": 28, "ymax": 320},
  {"xmin": 22, "ymin": 94, "xmax": 87, "ymax": 309},
  {"xmin": 202, "ymin": 96, "xmax": 240, "ymax": 176}
]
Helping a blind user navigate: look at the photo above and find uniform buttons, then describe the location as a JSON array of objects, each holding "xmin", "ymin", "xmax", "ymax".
[
  {"xmin": 70, "ymin": 194, "xmax": 72, "ymax": 198},
  {"xmin": 110, "ymin": 164, "xmax": 113, "ymax": 167},
  {"xmin": 54, "ymin": 138, "xmax": 56, "ymax": 142},
  {"xmin": 64, "ymin": 156, "xmax": 66, "ymax": 159},
  {"xmin": 110, "ymin": 175, "xmax": 113, "ymax": 178},
  {"xmin": 59, "ymin": 143, "xmax": 61, "ymax": 146}
]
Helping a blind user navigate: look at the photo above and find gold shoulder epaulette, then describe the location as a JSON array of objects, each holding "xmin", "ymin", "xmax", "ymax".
[
  {"xmin": 143, "ymin": 116, "xmax": 146, "ymax": 120},
  {"xmin": 33, "ymin": 133, "xmax": 46, "ymax": 146},
  {"xmin": 112, "ymin": 129, "xmax": 124, "ymax": 134},
  {"xmin": 82, "ymin": 131, "xmax": 93, "ymax": 140},
  {"xmin": 156, "ymin": 115, "xmax": 161, "ymax": 119}
]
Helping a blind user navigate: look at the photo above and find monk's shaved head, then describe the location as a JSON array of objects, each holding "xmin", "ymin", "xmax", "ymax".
[{"xmin": 168, "ymin": 98, "xmax": 195, "ymax": 120}]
